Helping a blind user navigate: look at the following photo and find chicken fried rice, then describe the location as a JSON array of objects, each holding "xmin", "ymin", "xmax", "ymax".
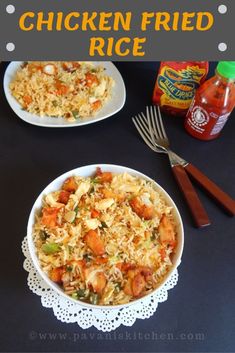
[
  {"xmin": 33, "ymin": 168, "xmax": 177, "ymax": 305},
  {"xmin": 10, "ymin": 62, "xmax": 115, "ymax": 121}
]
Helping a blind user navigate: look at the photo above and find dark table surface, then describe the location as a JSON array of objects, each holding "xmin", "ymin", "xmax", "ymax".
[{"xmin": 0, "ymin": 61, "xmax": 235, "ymax": 353}]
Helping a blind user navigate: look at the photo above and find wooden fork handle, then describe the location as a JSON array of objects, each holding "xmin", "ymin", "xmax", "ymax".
[
  {"xmin": 172, "ymin": 165, "xmax": 211, "ymax": 228},
  {"xmin": 185, "ymin": 163, "xmax": 235, "ymax": 216}
]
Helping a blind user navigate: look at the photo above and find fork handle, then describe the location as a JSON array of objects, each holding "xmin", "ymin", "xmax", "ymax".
[
  {"xmin": 172, "ymin": 165, "xmax": 211, "ymax": 228},
  {"xmin": 185, "ymin": 163, "xmax": 235, "ymax": 216}
]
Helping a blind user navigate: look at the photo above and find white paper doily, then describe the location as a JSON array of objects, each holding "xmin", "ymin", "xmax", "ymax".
[{"xmin": 22, "ymin": 237, "xmax": 179, "ymax": 332}]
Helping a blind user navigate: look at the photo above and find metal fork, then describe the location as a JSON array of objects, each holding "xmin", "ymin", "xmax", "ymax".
[{"xmin": 133, "ymin": 106, "xmax": 211, "ymax": 228}]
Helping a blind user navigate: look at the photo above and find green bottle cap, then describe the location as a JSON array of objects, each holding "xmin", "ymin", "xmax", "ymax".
[{"xmin": 217, "ymin": 61, "xmax": 235, "ymax": 79}]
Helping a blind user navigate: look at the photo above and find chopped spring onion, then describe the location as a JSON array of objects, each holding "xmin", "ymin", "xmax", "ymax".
[
  {"xmin": 42, "ymin": 243, "xmax": 60, "ymax": 254},
  {"xmin": 89, "ymin": 292, "xmax": 99, "ymax": 305},
  {"xmin": 66, "ymin": 265, "xmax": 73, "ymax": 272},
  {"xmin": 40, "ymin": 230, "xmax": 49, "ymax": 241},
  {"xmin": 100, "ymin": 221, "xmax": 108, "ymax": 229},
  {"xmin": 72, "ymin": 110, "xmax": 80, "ymax": 120},
  {"xmin": 77, "ymin": 288, "xmax": 86, "ymax": 298}
]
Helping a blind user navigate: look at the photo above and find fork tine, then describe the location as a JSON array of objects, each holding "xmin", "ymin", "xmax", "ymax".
[
  {"xmin": 132, "ymin": 115, "xmax": 157, "ymax": 152},
  {"xmin": 156, "ymin": 105, "xmax": 168, "ymax": 139},
  {"xmin": 145, "ymin": 106, "xmax": 158, "ymax": 146},
  {"xmin": 136, "ymin": 113, "xmax": 155, "ymax": 146},
  {"xmin": 152, "ymin": 105, "xmax": 165, "ymax": 139},
  {"xmin": 149, "ymin": 106, "xmax": 162, "ymax": 139}
]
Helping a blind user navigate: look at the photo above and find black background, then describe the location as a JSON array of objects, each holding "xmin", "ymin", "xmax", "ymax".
[{"xmin": 0, "ymin": 61, "xmax": 234, "ymax": 353}]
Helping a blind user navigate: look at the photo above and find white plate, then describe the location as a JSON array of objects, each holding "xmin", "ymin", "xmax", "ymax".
[
  {"xmin": 3, "ymin": 62, "xmax": 126, "ymax": 128},
  {"xmin": 27, "ymin": 164, "xmax": 184, "ymax": 309}
]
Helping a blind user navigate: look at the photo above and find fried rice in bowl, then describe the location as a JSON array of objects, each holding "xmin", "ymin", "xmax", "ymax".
[{"xmin": 27, "ymin": 165, "xmax": 184, "ymax": 309}]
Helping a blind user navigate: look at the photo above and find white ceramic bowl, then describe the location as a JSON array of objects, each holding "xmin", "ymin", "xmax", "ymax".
[
  {"xmin": 27, "ymin": 164, "xmax": 184, "ymax": 309},
  {"xmin": 4, "ymin": 62, "xmax": 126, "ymax": 128}
]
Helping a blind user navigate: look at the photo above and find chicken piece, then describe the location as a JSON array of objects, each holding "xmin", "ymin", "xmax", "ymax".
[
  {"xmin": 132, "ymin": 273, "xmax": 146, "ymax": 297},
  {"xmin": 123, "ymin": 278, "xmax": 133, "ymax": 296},
  {"xmin": 138, "ymin": 266, "xmax": 153, "ymax": 282},
  {"xmin": 62, "ymin": 177, "xmax": 77, "ymax": 193},
  {"xmin": 94, "ymin": 79, "xmax": 107, "ymax": 96},
  {"xmin": 84, "ymin": 266, "xmax": 107, "ymax": 294},
  {"xmin": 129, "ymin": 197, "xmax": 155, "ymax": 220},
  {"xmin": 96, "ymin": 167, "xmax": 113, "ymax": 183},
  {"xmin": 74, "ymin": 259, "xmax": 86, "ymax": 280},
  {"xmin": 117, "ymin": 262, "xmax": 135, "ymax": 272},
  {"xmin": 27, "ymin": 63, "xmax": 43, "ymax": 73},
  {"xmin": 43, "ymin": 63, "xmax": 57, "ymax": 75},
  {"xmin": 159, "ymin": 215, "xmax": 176, "ymax": 247},
  {"xmin": 85, "ymin": 72, "xmax": 99, "ymax": 87},
  {"xmin": 50, "ymin": 267, "xmax": 64, "ymax": 283},
  {"xmin": 127, "ymin": 268, "xmax": 140, "ymax": 279},
  {"xmin": 100, "ymin": 188, "xmax": 116, "ymax": 199},
  {"xmin": 61, "ymin": 271, "xmax": 70, "ymax": 286},
  {"xmin": 62, "ymin": 62, "xmax": 80, "ymax": 72},
  {"xmin": 58, "ymin": 190, "xmax": 71, "ymax": 204},
  {"xmin": 84, "ymin": 230, "xmax": 105, "ymax": 256},
  {"xmin": 92, "ymin": 272, "xmax": 107, "ymax": 294},
  {"xmin": 41, "ymin": 207, "xmax": 61, "ymax": 228},
  {"xmin": 54, "ymin": 80, "xmax": 69, "ymax": 95}
]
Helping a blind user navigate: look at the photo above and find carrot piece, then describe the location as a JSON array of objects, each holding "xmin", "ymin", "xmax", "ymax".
[
  {"xmin": 121, "ymin": 262, "xmax": 135, "ymax": 272},
  {"xmin": 41, "ymin": 207, "xmax": 61, "ymax": 228},
  {"xmin": 58, "ymin": 190, "xmax": 71, "ymax": 204},
  {"xmin": 62, "ymin": 177, "xmax": 77, "ymax": 193},
  {"xmin": 94, "ymin": 257, "xmax": 108, "ymax": 265},
  {"xmin": 84, "ymin": 230, "xmax": 105, "ymax": 256},
  {"xmin": 159, "ymin": 248, "xmax": 167, "ymax": 261},
  {"xmin": 23, "ymin": 95, "xmax": 32, "ymax": 106},
  {"xmin": 50, "ymin": 267, "xmax": 64, "ymax": 283},
  {"xmin": 92, "ymin": 100, "xmax": 102, "ymax": 111},
  {"xmin": 115, "ymin": 262, "xmax": 123, "ymax": 271},
  {"xmin": 91, "ymin": 209, "xmax": 100, "ymax": 219},
  {"xmin": 133, "ymin": 236, "xmax": 141, "ymax": 244},
  {"xmin": 132, "ymin": 273, "xmax": 146, "ymax": 297}
]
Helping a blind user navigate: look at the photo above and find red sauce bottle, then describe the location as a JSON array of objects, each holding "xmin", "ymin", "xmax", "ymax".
[
  {"xmin": 185, "ymin": 61, "xmax": 235, "ymax": 140},
  {"xmin": 152, "ymin": 61, "xmax": 208, "ymax": 117}
]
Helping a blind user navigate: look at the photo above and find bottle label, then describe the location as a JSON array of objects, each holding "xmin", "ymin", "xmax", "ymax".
[
  {"xmin": 157, "ymin": 65, "xmax": 207, "ymax": 110},
  {"xmin": 210, "ymin": 113, "xmax": 230, "ymax": 135},
  {"xmin": 187, "ymin": 104, "xmax": 210, "ymax": 134},
  {"xmin": 187, "ymin": 101, "xmax": 231, "ymax": 136}
]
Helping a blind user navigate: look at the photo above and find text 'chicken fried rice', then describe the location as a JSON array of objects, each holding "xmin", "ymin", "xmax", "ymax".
[
  {"xmin": 10, "ymin": 62, "xmax": 115, "ymax": 121},
  {"xmin": 33, "ymin": 168, "xmax": 177, "ymax": 306}
]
